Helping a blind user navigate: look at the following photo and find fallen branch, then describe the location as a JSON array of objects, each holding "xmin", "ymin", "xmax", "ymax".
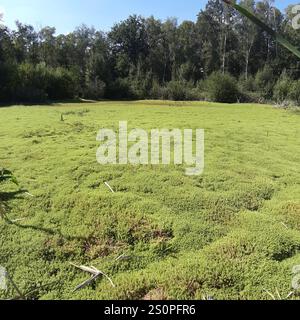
[
  {"xmin": 104, "ymin": 182, "xmax": 115, "ymax": 193},
  {"xmin": 25, "ymin": 192, "xmax": 35, "ymax": 197},
  {"xmin": 280, "ymin": 222, "xmax": 289, "ymax": 229},
  {"xmin": 70, "ymin": 263, "xmax": 115, "ymax": 292},
  {"xmin": 115, "ymin": 253, "xmax": 132, "ymax": 261},
  {"xmin": 10, "ymin": 218, "xmax": 27, "ymax": 223}
]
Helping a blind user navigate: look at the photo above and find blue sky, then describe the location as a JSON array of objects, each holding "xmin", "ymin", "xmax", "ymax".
[{"xmin": 0, "ymin": 0, "xmax": 298, "ymax": 34}]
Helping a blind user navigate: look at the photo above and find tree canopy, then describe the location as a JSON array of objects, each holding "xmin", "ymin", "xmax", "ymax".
[{"xmin": 1, "ymin": 0, "xmax": 300, "ymax": 103}]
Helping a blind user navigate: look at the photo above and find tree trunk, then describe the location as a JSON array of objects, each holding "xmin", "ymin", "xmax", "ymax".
[
  {"xmin": 245, "ymin": 52, "xmax": 249, "ymax": 80},
  {"xmin": 222, "ymin": 32, "xmax": 227, "ymax": 74}
]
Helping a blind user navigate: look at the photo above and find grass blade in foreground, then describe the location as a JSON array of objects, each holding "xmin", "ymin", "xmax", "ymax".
[{"xmin": 222, "ymin": 0, "xmax": 300, "ymax": 59}]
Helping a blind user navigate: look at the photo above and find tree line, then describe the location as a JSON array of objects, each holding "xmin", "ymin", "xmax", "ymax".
[{"xmin": 1, "ymin": 0, "xmax": 300, "ymax": 104}]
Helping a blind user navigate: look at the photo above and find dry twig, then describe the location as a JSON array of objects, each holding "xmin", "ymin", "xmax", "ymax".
[
  {"xmin": 71, "ymin": 263, "xmax": 115, "ymax": 292},
  {"xmin": 104, "ymin": 182, "xmax": 115, "ymax": 193}
]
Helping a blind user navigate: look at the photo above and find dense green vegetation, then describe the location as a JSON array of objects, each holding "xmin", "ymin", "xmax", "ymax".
[
  {"xmin": 1, "ymin": 0, "xmax": 300, "ymax": 104},
  {"xmin": 0, "ymin": 101, "xmax": 299, "ymax": 300}
]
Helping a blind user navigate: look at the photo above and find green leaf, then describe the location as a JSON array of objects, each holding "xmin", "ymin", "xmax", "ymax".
[
  {"xmin": 0, "ymin": 168, "xmax": 19, "ymax": 186},
  {"xmin": 222, "ymin": 0, "xmax": 300, "ymax": 59},
  {"xmin": 10, "ymin": 176, "xmax": 19, "ymax": 186}
]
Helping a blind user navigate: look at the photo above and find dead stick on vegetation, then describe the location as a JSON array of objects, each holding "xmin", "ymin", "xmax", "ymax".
[
  {"xmin": 280, "ymin": 222, "xmax": 289, "ymax": 229},
  {"xmin": 25, "ymin": 192, "xmax": 34, "ymax": 197},
  {"xmin": 276, "ymin": 288, "xmax": 282, "ymax": 300},
  {"xmin": 115, "ymin": 253, "xmax": 132, "ymax": 261},
  {"xmin": 115, "ymin": 253, "xmax": 126, "ymax": 261},
  {"xmin": 70, "ymin": 263, "xmax": 115, "ymax": 292},
  {"xmin": 263, "ymin": 288, "xmax": 294, "ymax": 300},
  {"xmin": 286, "ymin": 291, "xmax": 294, "ymax": 299},
  {"xmin": 10, "ymin": 218, "xmax": 27, "ymax": 223},
  {"xmin": 104, "ymin": 182, "xmax": 115, "ymax": 193},
  {"xmin": 263, "ymin": 289, "xmax": 276, "ymax": 300}
]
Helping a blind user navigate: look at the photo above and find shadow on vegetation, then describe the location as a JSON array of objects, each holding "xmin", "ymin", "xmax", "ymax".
[
  {"xmin": 5, "ymin": 218, "xmax": 86, "ymax": 241},
  {"xmin": 0, "ymin": 187, "xmax": 85, "ymax": 241},
  {"xmin": 0, "ymin": 189, "xmax": 28, "ymax": 202},
  {"xmin": 0, "ymin": 98, "xmax": 100, "ymax": 108},
  {"xmin": 0, "ymin": 98, "xmax": 181, "ymax": 108}
]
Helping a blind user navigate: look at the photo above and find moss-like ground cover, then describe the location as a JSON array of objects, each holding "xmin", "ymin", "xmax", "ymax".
[{"xmin": 0, "ymin": 101, "xmax": 299, "ymax": 300}]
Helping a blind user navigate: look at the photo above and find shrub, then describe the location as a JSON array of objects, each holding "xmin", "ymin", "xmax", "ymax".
[
  {"xmin": 165, "ymin": 81, "xmax": 189, "ymax": 101},
  {"xmin": 83, "ymin": 77, "xmax": 106, "ymax": 100},
  {"xmin": 150, "ymin": 80, "xmax": 165, "ymax": 99},
  {"xmin": 106, "ymin": 78, "xmax": 135, "ymax": 99},
  {"xmin": 185, "ymin": 87, "xmax": 204, "ymax": 101},
  {"xmin": 289, "ymin": 80, "xmax": 300, "ymax": 106},
  {"xmin": 14, "ymin": 63, "xmax": 48, "ymax": 102},
  {"xmin": 205, "ymin": 72, "xmax": 239, "ymax": 103},
  {"xmin": 161, "ymin": 81, "xmax": 203, "ymax": 101},
  {"xmin": 238, "ymin": 75, "xmax": 256, "ymax": 93},
  {"xmin": 255, "ymin": 65, "xmax": 275, "ymax": 100},
  {"xmin": 0, "ymin": 62, "xmax": 19, "ymax": 102},
  {"xmin": 11, "ymin": 63, "xmax": 77, "ymax": 103},
  {"xmin": 47, "ymin": 67, "xmax": 77, "ymax": 100},
  {"xmin": 273, "ymin": 73, "xmax": 293, "ymax": 103},
  {"xmin": 128, "ymin": 77, "xmax": 152, "ymax": 100}
]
